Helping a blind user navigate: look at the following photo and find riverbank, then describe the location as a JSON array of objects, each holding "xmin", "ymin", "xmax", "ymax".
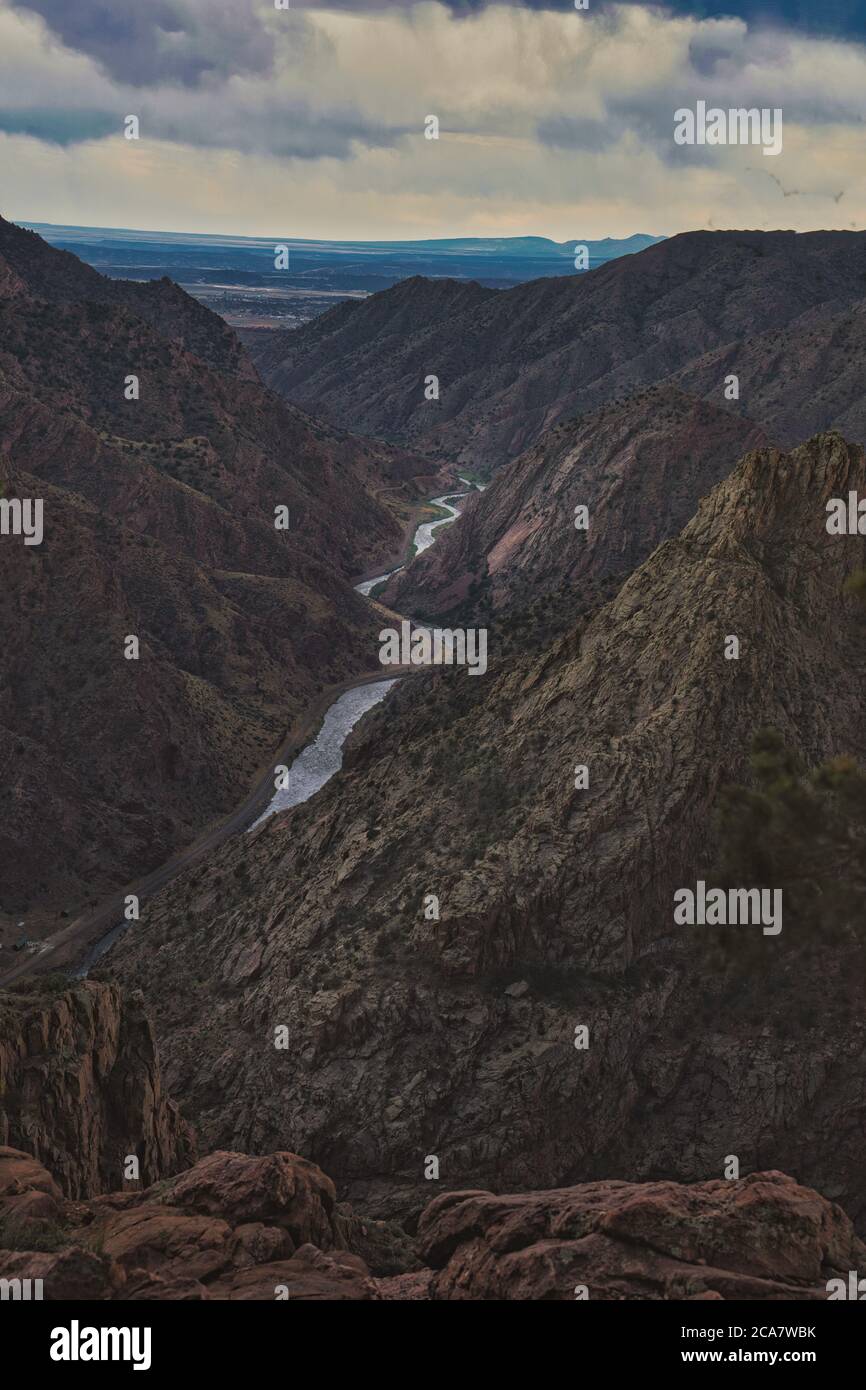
[
  {"xmin": 1, "ymin": 482, "xmax": 471, "ymax": 988},
  {"xmin": 354, "ymin": 488, "xmax": 473, "ymax": 597},
  {"xmin": 0, "ymin": 664, "xmax": 421, "ymax": 988},
  {"xmin": 351, "ymin": 481, "xmax": 474, "ymax": 591}
]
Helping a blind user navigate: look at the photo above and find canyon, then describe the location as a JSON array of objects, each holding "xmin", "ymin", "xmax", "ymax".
[
  {"xmin": 3, "ymin": 223, "xmax": 866, "ymax": 1301},
  {"xmin": 105, "ymin": 430, "xmax": 866, "ymax": 1231},
  {"xmin": 0, "ymin": 214, "xmax": 441, "ymax": 929}
]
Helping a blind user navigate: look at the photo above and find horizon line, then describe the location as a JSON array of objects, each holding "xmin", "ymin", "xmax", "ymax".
[{"xmin": 11, "ymin": 217, "xmax": 664, "ymax": 249}]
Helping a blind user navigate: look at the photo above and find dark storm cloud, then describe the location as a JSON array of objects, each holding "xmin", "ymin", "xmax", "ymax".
[
  {"xmin": 10, "ymin": 0, "xmax": 865, "ymax": 107},
  {"xmin": 301, "ymin": 0, "xmax": 866, "ymax": 41},
  {"xmin": 9, "ymin": 0, "xmax": 276, "ymax": 86},
  {"xmin": 4, "ymin": 0, "xmax": 864, "ymax": 169}
]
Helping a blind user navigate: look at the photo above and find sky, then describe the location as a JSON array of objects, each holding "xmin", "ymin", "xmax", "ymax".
[{"xmin": 1, "ymin": 0, "xmax": 865, "ymax": 241}]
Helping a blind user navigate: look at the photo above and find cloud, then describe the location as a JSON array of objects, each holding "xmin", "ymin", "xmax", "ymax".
[
  {"xmin": 1, "ymin": 0, "xmax": 866, "ymax": 238},
  {"xmin": 0, "ymin": 3, "xmax": 407, "ymax": 159},
  {"xmin": 300, "ymin": 0, "xmax": 866, "ymax": 42},
  {"xmin": 8, "ymin": 0, "xmax": 277, "ymax": 86}
]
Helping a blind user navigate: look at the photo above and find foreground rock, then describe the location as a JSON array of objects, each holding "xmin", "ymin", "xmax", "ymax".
[
  {"xmin": 419, "ymin": 1172, "xmax": 866, "ymax": 1301},
  {"xmin": 0, "ymin": 1146, "xmax": 416, "ymax": 1300},
  {"xmin": 2, "ymin": 1149, "xmax": 859, "ymax": 1300},
  {"xmin": 0, "ymin": 979, "xmax": 193, "ymax": 1198}
]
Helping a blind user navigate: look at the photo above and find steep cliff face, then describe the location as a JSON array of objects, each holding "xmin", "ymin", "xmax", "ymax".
[
  {"xmin": 0, "ymin": 457, "xmax": 380, "ymax": 915},
  {"xmin": 0, "ymin": 979, "xmax": 194, "ymax": 1199},
  {"xmin": 107, "ymin": 431, "xmax": 866, "ymax": 1224},
  {"xmin": 0, "ymin": 217, "xmax": 439, "ymax": 917},
  {"xmin": 385, "ymin": 387, "xmax": 769, "ymax": 617},
  {"xmin": 671, "ymin": 297, "xmax": 866, "ymax": 450},
  {"xmin": 249, "ymin": 231, "xmax": 866, "ymax": 471}
]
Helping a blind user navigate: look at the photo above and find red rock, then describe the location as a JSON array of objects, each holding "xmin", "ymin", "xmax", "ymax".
[
  {"xmin": 0, "ymin": 1139, "xmax": 417, "ymax": 1298},
  {"xmin": 161, "ymin": 1150, "xmax": 340, "ymax": 1251},
  {"xmin": 374, "ymin": 1270, "xmax": 434, "ymax": 1300},
  {"xmin": 211, "ymin": 1244, "xmax": 379, "ymax": 1301},
  {"xmin": 418, "ymin": 1172, "xmax": 866, "ymax": 1301},
  {"xmin": 98, "ymin": 1206, "xmax": 233, "ymax": 1282},
  {"xmin": 0, "ymin": 984, "xmax": 194, "ymax": 1199},
  {"xmin": 0, "ymin": 1245, "xmax": 116, "ymax": 1300},
  {"xmin": 124, "ymin": 1275, "xmax": 210, "ymax": 1301},
  {"xmin": 230, "ymin": 1222, "xmax": 294, "ymax": 1268},
  {"xmin": 0, "ymin": 1147, "xmax": 61, "ymax": 1200}
]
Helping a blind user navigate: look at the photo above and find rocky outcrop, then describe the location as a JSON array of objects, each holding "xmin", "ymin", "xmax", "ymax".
[
  {"xmin": 0, "ymin": 1145, "xmax": 414, "ymax": 1300},
  {"xmin": 419, "ymin": 1172, "xmax": 866, "ymax": 1300},
  {"xmin": 0, "ymin": 979, "xmax": 193, "ymax": 1198},
  {"xmin": 108, "ymin": 432, "xmax": 866, "ymax": 1226},
  {"xmin": 2, "ymin": 1146, "xmax": 860, "ymax": 1300}
]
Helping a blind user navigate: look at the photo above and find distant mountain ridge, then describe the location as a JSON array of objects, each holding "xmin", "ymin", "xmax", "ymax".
[
  {"xmin": 19, "ymin": 222, "xmax": 662, "ymax": 296},
  {"xmin": 23, "ymin": 224, "xmax": 661, "ymax": 256},
  {"xmin": 250, "ymin": 230, "xmax": 866, "ymax": 473}
]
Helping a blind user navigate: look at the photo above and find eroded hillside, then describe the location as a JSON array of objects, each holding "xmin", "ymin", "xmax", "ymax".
[
  {"xmin": 107, "ymin": 432, "xmax": 866, "ymax": 1227},
  {"xmin": 249, "ymin": 231, "xmax": 866, "ymax": 472},
  {"xmin": 0, "ymin": 217, "xmax": 437, "ymax": 919}
]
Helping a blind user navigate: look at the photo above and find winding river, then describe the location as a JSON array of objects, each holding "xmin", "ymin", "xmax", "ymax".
[
  {"xmin": 76, "ymin": 479, "xmax": 478, "ymax": 974},
  {"xmin": 254, "ymin": 482, "xmax": 479, "ymax": 820},
  {"xmin": 355, "ymin": 486, "xmax": 472, "ymax": 597}
]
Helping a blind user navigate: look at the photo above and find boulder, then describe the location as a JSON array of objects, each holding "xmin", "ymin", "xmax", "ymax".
[{"xmin": 418, "ymin": 1171, "xmax": 866, "ymax": 1300}]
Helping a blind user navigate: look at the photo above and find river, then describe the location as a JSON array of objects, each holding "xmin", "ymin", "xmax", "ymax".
[
  {"xmin": 355, "ymin": 487, "xmax": 469, "ymax": 597},
  {"xmin": 249, "ymin": 678, "xmax": 398, "ymax": 830},
  {"xmin": 76, "ymin": 479, "xmax": 478, "ymax": 973},
  {"xmin": 254, "ymin": 482, "xmax": 478, "ymax": 821}
]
